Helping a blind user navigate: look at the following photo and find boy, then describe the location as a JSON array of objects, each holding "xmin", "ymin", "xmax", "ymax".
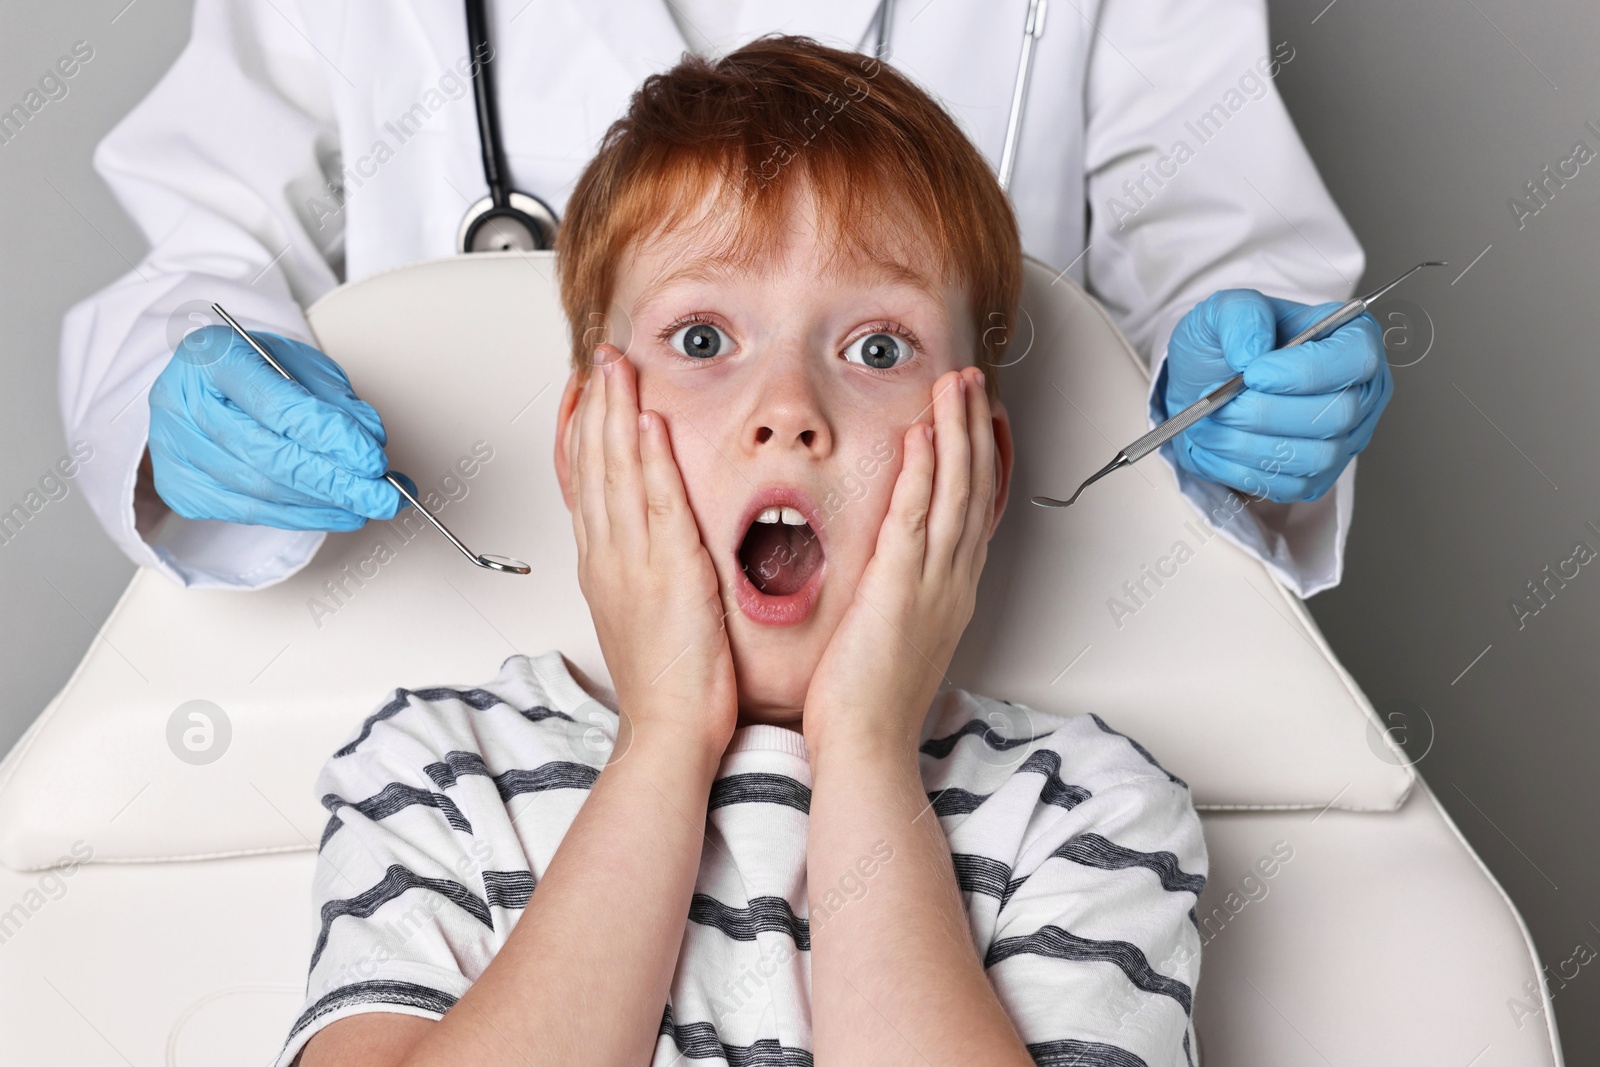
[{"xmin": 278, "ymin": 36, "xmax": 1206, "ymax": 1067}]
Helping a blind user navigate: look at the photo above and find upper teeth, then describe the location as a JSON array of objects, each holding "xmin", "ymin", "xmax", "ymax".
[{"xmin": 755, "ymin": 506, "xmax": 807, "ymax": 525}]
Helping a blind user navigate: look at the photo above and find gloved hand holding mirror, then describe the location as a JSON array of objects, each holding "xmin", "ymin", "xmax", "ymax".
[
  {"xmin": 148, "ymin": 305, "xmax": 529, "ymax": 574},
  {"xmin": 148, "ymin": 324, "xmax": 409, "ymax": 530}
]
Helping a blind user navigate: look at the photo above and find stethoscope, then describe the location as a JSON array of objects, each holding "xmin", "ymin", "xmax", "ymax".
[
  {"xmin": 456, "ymin": 0, "xmax": 561, "ymax": 253},
  {"xmin": 455, "ymin": 0, "xmax": 1046, "ymax": 254}
]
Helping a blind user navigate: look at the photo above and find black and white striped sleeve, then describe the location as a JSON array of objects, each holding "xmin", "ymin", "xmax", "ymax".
[
  {"xmin": 922, "ymin": 693, "xmax": 1208, "ymax": 1067},
  {"xmin": 271, "ymin": 701, "xmax": 488, "ymax": 1067},
  {"xmin": 271, "ymin": 661, "xmax": 595, "ymax": 1067},
  {"xmin": 992, "ymin": 767, "xmax": 1203, "ymax": 1067}
]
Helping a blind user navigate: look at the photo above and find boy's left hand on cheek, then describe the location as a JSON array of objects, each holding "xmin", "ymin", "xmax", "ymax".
[{"xmin": 803, "ymin": 367, "xmax": 995, "ymax": 760}]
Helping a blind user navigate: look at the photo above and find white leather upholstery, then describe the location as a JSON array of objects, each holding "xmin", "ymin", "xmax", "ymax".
[
  {"xmin": 0, "ymin": 786, "xmax": 1558, "ymax": 1064},
  {"xmin": 0, "ymin": 850, "xmax": 315, "ymax": 1065},
  {"xmin": 0, "ymin": 252, "xmax": 1411, "ymax": 869},
  {"xmin": 1194, "ymin": 779, "xmax": 1560, "ymax": 1063}
]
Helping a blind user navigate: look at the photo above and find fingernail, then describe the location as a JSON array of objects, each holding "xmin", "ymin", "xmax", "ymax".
[
  {"xmin": 922, "ymin": 424, "xmax": 934, "ymax": 443},
  {"xmin": 602, "ymin": 360, "xmax": 614, "ymax": 378},
  {"xmin": 638, "ymin": 412, "xmax": 650, "ymax": 432},
  {"xmin": 974, "ymin": 369, "xmax": 986, "ymax": 389}
]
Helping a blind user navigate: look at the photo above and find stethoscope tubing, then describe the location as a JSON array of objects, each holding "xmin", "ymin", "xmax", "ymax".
[
  {"xmin": 464, "ymin": 0, "xmax": 513, "ymax": 211},
  {"xmin": 457, "ymin": 0, "xmax": 1041, "ymax": 251}
]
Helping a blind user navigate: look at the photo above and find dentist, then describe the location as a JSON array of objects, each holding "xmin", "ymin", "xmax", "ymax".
[{"xmin": 60, "ymin": 0, "xmax": 1384, "ymax": 596}]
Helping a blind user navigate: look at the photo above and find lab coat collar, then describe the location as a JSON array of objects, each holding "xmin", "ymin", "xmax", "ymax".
[
  {"xmin": 565, "ymin": 0, "xmax": 695, "ymax": 80},
  {"xmin": 571, "ymin": 0, "xmax": 885, "ymax": 71},
  {"xmin": 402, "ymin": 2, "xmax": 691, "ymax": 95},
  {"xmin": 730, "ymin": 0, "xmax": 886, "ymax": 53},
  {"xmin": 406, "ymin": 1, "xmax": 886, "ymax": 96}
]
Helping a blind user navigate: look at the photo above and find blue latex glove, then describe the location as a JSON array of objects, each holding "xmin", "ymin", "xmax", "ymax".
[
  {"xmin": 1160, "ymin": 289, "xmax": 1392, "ymax": 503},
  {"xmin": 148, "ymin": 326, "xmax": 411, "ymax": 529}
]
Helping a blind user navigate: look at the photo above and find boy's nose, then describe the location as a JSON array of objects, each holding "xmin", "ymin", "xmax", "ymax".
[{"xmin": 745, "ymin": 367, "xmax": 832, "ymax": 457}]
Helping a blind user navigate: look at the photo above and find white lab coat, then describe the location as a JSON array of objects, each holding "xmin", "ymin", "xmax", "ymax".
[{"xmin": 60, "ymin": 0, "xmax": 1365, "ymax": 596}]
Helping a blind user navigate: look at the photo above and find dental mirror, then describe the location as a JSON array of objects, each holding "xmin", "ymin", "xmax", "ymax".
[{"xmin": 210, "ymin": 302, "xmax": 533, "ymax": 575}]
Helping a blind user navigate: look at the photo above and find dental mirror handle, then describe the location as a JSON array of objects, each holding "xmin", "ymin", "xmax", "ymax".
[{"xmin": 207, "ymin": 302, "xmax": 531, "ymax": 575}]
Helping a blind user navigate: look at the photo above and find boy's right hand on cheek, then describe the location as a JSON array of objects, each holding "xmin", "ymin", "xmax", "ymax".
[{"xmin": 568, "ymin": 347, "xmax": 739, "ymax": 756}]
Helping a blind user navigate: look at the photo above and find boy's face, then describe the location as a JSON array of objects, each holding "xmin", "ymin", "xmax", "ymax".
[{"xmin": 555, "ymin": 192, "xmax": 1013, "ymax": 726}]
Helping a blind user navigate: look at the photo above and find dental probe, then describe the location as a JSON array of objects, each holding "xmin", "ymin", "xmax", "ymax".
[
  {"xmin": 210, "ymin": 302, "xmax": 532, "ymax": 574},
  {"xmin": 1031, "ymin": 260, "xmax": 1447, "ymax": 509}
]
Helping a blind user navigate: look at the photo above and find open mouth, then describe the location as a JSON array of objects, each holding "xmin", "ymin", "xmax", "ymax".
[
  {"xmin": 740, "ymin": 505, "xmax": 825, "ymax": 595},
  {"xmin": 734, "ymin": 491, "xmax": 826, "ymax": 626}
]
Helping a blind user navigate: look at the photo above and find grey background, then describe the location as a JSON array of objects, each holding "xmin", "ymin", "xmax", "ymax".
[
  {"xmin": 0, "ymin": 0, "xmax": 1593, "ymax": 1058},
  {"xmin": 0, "ymin": 2, "xmax": 181, "ymax": 740},
  {"xmin": 1267, "ymin": 0, "xmax": 1600, "ymax": 1058}
]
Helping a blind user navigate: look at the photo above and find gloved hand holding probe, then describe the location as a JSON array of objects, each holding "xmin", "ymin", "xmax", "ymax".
[
  {"xmin": 1161, "ymin": 289, "xmax": 1392, "ymax": 504},
  {"xmin": 147, "ymin": 326, "xmax": 410, "ymax": 530}
]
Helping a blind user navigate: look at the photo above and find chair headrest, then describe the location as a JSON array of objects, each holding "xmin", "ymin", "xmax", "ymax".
[{"xmin": 0, "ymin": 252, "xmax": 1410, "ymax": 869}]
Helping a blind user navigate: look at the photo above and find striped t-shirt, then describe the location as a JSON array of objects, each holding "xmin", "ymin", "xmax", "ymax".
[{"xmin": 275, "ymin": 650, "xmax": 1208, "ymax": 1067}]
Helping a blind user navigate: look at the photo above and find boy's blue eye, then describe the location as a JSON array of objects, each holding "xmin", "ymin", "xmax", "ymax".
[
  {"xmin": 669, "ymin": 322, "xmax": 727, "ymax": 359},
  {"xmin": 844, "ymin": 332, "xmax": 910, "ymax": 370}
]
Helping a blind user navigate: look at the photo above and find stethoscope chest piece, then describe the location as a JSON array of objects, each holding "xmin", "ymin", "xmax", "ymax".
[{"xmin": 457, "ymin": 191, "xmax": 559, "ymax": 253}]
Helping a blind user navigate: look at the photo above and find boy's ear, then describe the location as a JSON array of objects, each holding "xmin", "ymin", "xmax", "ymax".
[
  {"xmin": 987, "ymin": 397, "xmax": 1015, "ymax": 539},
  {"xmin": 552, "ymin": 370, "xmax": 586, "ymax": 511}
]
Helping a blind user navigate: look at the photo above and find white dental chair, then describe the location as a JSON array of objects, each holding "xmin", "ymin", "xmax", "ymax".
[{"xmin": 0, "ymin": 253, "xmax": 1563, "ymax": 1065}]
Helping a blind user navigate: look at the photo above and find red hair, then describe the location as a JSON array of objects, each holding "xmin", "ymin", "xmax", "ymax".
[{"xmin": 556, "ymin": 35, "xmax": 1021, "ymax": 399}]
